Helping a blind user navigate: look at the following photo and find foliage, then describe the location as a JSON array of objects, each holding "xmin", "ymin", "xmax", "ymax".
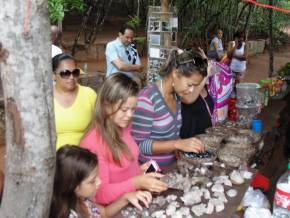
[
  {"xmin": 171, "ymin": 0, "xmax": 290, "ymax": 49},
  {"xmin": 249, "ymin": 0, "xmax": 290, "ymax": 43},
  {"xmin": 48, "ymin": 0, "xmax": 85, "ymax": 24},
  {"xmin": 278, "ymin": 62, "xmax": 290, "ymax": 76},
  {"xmin": 126, "ymin": 15, "xmax": 141, "ymax": 29}
]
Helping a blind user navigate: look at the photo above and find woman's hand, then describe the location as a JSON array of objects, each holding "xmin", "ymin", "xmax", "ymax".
[
  {"xmin": 124, "ymin": 191, "xmax": 152, "ymax": 211},
  {"xmin": 174, "ymin": 137, "xmax": 205, "ymax": 153},
  {"xmin": 197, "ymin": 47, "xmax": 207, "ymax": 59},
  {"xmin": 133, "ymin": 173, "xmax": 168, "ymax": 193}
]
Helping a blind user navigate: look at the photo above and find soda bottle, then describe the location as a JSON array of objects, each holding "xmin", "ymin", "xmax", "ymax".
[{"xmin": 273, "ymin": 162, "xmax": 290, "ymax": 217}]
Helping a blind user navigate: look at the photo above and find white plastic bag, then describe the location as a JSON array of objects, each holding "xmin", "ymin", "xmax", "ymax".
[
  {"xmin": 242, "ymin": 187, "xmax": 270, "ymax": 209},
  {"xmin": 244, "ymin": 207, "xmax": 272, "ymax": 218}
]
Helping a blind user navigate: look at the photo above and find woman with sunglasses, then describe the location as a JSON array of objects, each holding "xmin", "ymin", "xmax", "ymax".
[
  {"xmin": 131, "ymin": 49, "xmax": 208, "ymax": 169},
  {"xmin": 52, "ymin": 53, "xmax": 97, "ymax": 149}
]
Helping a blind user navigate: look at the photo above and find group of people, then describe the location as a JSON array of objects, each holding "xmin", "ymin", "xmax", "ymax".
[
  {"xmin": 208, "ymin": 29, "xmax": 248, "ymax": 82},
  {"xmin": 49, "ymin": 24, "xmax": 222, "ymax": 217}
]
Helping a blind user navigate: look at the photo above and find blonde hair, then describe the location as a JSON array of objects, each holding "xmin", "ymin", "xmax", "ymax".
[{"xmin": 94, "ymin": 73, "xmax": 139, "ymax": 165}]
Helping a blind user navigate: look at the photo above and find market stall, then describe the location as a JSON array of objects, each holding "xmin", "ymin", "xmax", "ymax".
[{"xmin": 116, "ymin": 121, "xmax": 261, "ymax": 218}]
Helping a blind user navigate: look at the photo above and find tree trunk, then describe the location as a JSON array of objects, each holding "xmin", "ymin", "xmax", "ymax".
[
  {"xmin": 0, "ymin": 0, "xmax": 56, "ymax": 217},
  {"xmin": 268, "ymin": 0, "xmax": 274, "ymax": 77}
]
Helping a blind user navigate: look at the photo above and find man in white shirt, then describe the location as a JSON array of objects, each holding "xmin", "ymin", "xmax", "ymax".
[
  {"xmin": 105, "ymin": 25, "xmax": 143, "ymax": 78},
  {"xmin": 51, "ymin": 25, "xmax": 63, "ymax": 58}
]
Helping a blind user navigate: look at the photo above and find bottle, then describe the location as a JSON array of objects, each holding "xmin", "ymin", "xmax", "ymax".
[
  {"xmin": 83, "ymin": 62, "xmax": 88, "ymax": 74},
  {"xmin": 228, "ymin": 90, "xmax": 237, "ymax": 121},
  {"xmin": 273, "ymin": 162, "xmax": 290, "ymax": 217}
]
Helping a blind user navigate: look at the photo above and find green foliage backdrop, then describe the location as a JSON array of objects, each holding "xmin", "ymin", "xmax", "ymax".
[
  {"xmin": 48, "ymin": 0, "xmax": 85, "ymax": 24},
  {"xmin": 173, "ymin": 0, "xmax": 290, "ymax": 49}
]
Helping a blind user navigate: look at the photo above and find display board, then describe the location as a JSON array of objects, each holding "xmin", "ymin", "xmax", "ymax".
[{"xmin": 147, "ymin": 6, "xmax": 178, "ymax": 82}]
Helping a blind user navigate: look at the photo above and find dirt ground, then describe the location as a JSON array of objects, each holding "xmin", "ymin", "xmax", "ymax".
[{"xmin": 0, "ymin": 20, "xmax": 289, "ymax": 195}]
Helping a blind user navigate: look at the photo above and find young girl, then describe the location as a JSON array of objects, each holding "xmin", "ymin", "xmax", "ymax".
[
  {"xmin": 80, "ymin": 73, "xmax": 167, "ymax": 205},
  {"xmin": 49, "ymin": 145, "xmax": 152, "ymax": 218}
]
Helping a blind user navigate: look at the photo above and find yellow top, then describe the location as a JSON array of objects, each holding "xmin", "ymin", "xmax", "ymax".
[{"xmin": 54, "ymin": 85, "xmax": 97, "ymax": 149}]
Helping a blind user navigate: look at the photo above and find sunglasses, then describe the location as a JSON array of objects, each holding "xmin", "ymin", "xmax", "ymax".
[
  {"xmin": 177, "ymin": 52, "xmax": 207, "ymax": 67},
  {"xmin": 57, "ymin": 69, "xmax": 80, "ymax": 78}
]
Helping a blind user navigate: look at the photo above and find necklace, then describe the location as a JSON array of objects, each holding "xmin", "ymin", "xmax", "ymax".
[{"xmin": 160, "ymin": 79, "xmax": 164, "ymax": 97}]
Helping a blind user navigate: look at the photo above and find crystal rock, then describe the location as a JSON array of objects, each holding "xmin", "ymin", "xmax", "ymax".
[
  {"xmin": 191, "ymin": 203, "xmax": 207, "ymax": 217},
  {"xmin": 226, "ymin": 189, "xmax": 238, "ymax": 198}
]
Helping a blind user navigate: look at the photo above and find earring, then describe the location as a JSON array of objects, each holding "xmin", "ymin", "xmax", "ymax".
[{"xmin": 172, "ymin": 82, "xmax": 175, "ymax": 87}]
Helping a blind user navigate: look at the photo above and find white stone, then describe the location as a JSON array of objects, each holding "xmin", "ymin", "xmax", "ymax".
[
  {"xmin": 201, "ymin": 188, "xmax": 211, "ymax": 200},
  {"xmin": 216, "ymin": 203, "xmax": 225, "ymax": 213},
  {"xmin": 173, "ymin": 210, "xmax": 183, "ymax": 218},
  {"xmin": 206, "ymin": 181, "xmax": 213, "ymax": 187},
  {"xmin": 166, "ymin": 204, "xmax": 176, "ymax": 216},
  {"xmin": 230, "ymin": 170, "xmax": 245, "ymax": 185},
  {"xmin": 181, "ymin": 191, "xmax": 202, "ymax": 205},
  {"xmin": 241, "ymin": 170, "xmax": 253, "ymax": 180},
  {"xmin": 152, "ymin": 196, "xmax": 166, "ymax": 207},
  {"xmin": 179, "ymin": 207, "xmax": 190, "ymax": 216},
  {"xmin": 166, "ymin": 194, "xmax": 177, "ymax": 202},
  {"xmin": 191, "ymin": 203, "xmax": 206, "ymax": 217},
  {"xmin": 200, "ymin": 167, "xmax": 207, "ymax": 175},
  {"xmin": 223, "ymin": 179, "xmax": 232, "ymax": 187},
  {"xmin": 206, "ymin": 202, "xmax": 214, "ymax": 214},
  {"xmin": 151, "ymin": 210, "xmax": 166, "ymax": 218},
  {"xmin": 209, "ymin": 198, "xmax": 225, "ymax": 213},
  {"xmin": 213, "ymin": 192, "xmax": 228, "ymax": 203},
  {"xmin": 227, "ymin": 189, "xmax": 238, "ymax": 198},
  {"xmin": 211, "ymin": 184, "xmax": 224, "ymax": 193},
  {"xmin": 209, "ymin": 198, "xmax": 223, "ymax": 206}
]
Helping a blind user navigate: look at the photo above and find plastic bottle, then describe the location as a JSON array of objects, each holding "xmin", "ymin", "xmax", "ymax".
[
  {"xmin": 273, "ymin": 162, "xmax": 290, "ymax": 218},
  {"xmin": 264, "ymin": 90, "xmax": 269, "ymax": 107},
  {"xmin": 83, "ymin": 62, "xmax": 88, "ymax": 74}
]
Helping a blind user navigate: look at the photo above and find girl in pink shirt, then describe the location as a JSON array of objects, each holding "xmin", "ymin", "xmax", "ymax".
[{"xmin": 80, "ymin": 73, "xmax": 168, "ymax": 205}]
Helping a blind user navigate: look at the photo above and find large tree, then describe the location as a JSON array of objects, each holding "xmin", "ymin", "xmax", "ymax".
[{"xmin": 0, "ymin": 0, "xmax": 56, "ymax": 217}]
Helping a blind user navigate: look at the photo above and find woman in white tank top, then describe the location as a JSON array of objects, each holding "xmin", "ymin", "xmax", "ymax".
[{"xmin": 229, "ymin": 31, "xmax": 247, "ymax": 82}]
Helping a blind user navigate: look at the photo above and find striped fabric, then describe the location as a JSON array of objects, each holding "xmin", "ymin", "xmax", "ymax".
[{"xmin": 131, "ymin": 83, "xmax": 182, "ymax": 168}]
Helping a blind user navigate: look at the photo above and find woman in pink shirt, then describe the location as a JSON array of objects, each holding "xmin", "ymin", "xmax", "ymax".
[{"xmin": 80, "ymin": 73, "xmax": 168, "ymax": 205}]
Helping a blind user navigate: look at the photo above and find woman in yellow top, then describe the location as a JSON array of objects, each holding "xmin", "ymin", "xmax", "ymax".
[{"xmin": 52, "ymin": 53, "xmax": 97, "ymax": 149}]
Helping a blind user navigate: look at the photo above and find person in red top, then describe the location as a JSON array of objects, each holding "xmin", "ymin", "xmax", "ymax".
[{"xmin": 80, "ymin": 73, "xmax": 168, "ymax": 205}]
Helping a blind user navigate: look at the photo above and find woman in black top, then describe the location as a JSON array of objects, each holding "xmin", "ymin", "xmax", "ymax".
[{"xmin": 180, "ymin": 86, "xmax": 214, "ymax": 138}]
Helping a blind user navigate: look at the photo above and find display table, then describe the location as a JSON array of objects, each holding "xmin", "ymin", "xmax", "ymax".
[{"xmin": 114, "ymin": 164, "xmax": 254, "ymax": 218}]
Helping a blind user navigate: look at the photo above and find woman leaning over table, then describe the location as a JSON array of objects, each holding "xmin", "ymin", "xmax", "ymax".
[
  {"xmin": 53, "ymin": 53, "xmax": 97, "ymax": 149},
  {"xmin": 131, "ymin": 49, "xmax": 208, "ymax": 169},
  {"xmin": 80, "ymin": 73, "xmax": 167, "ymax": 205}
]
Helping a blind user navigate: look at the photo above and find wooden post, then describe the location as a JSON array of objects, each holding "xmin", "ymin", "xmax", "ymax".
[
  {"xmin": 268, "ymin": 0, "xmax": 274, "ymax": 77},
  {"xmin": 161, "ymin": 0, "xmax": 171, "ymax": 48}
]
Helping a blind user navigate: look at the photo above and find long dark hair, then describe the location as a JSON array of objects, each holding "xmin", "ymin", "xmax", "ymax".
[
  {"xmin": 49, "ymin": 145, "xmax": 98, "ymax": 218},
  {"xmin": 159, "ymin": 49, "xmax": 208, "ymax": 78},
  {"xmin": 93, "ymin": 73, "xmax": 139, "ymax": 165}
]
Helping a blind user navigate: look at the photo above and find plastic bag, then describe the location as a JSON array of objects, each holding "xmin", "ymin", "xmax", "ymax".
[
  {"xmin": 244, "ymin": 207, "xmax": 272, "ymax": 218},
  {"xmin": 242, "ymin": 187, "xmax": 270, "ymax": 209}
]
